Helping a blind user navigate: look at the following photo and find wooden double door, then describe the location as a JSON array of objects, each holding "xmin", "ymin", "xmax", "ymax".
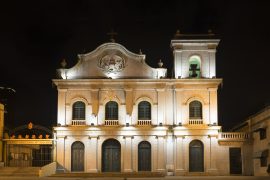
[
  {"xmin": 71, "ymin": 141, "xmax": 84, "ymax": 171},
  {"xmin": 229, "ymin": 148, "xmax": 242, "ymax": 174},
  {"xmin": 102, "ymin": 139, "xmax": 121, "ymax": 172},
  {"xmin": 189, "ymin": 140, "xmax": 204, "ymax": 172},
  {"xmin": 138, "ymin": 141, "xmax": 151, "ymax": 171}
]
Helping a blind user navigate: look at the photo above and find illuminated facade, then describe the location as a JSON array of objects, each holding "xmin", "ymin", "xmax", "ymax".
[{"xmin": 52, "ymin": 36, "xmax": 250, "ymax": 175}]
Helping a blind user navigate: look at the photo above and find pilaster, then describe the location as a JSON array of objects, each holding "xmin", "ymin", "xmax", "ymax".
[
  {"xmin": 175, "ymin": 89, "xmax": 183, "ymax": 125},
  {"xmin": 208, "ymin": 88, "xmax": 218, "ymax": 125},
  {"xmin": 123, "ymin": 136, "xmax": 133, "ymax": 172},
  {"xmin": 56, "ymin": 135, "xmax": 66, "ymax": 171},
  {"xmin": 57, "ymin": 89, "xmax": 67, "ymax": 125},
  {"xmin": 87, "ymin": 136, "xmax": 99, "ymax": 172},
  {"xmin": 173, "ymin": 50, "xmax": 183, "ymax": 79},
  {"xmin": 156, "ymin": 136, "xmax": 165, "ymax": 172},
  {"xmin": 207, "ymin": 135, "xmax": 218, "ymax": 175},
  {"xmin": 125, "ymin": 88, "xmax": 133, "ymax": 116},
  {"xmin": 157, "ymin": 89, "xmax": 165, "ymax": 125},
  {"xmin": 91, "ymin": 89, "xmax": 99, "ymax": 117},
  {"xmin": 175, "ymin": 135, "xmax": 186, "ymax": 175}
]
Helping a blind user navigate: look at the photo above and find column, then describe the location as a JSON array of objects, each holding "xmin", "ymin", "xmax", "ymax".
[
  {"xmin": 208, "ymin": 88, "xmax": 218, "ymax": 125},
  {"xmin": 87, "ymin": 136, "xmax": 98, "ymax": 172},
  {"xmin": 157, "ymin": 89, "xmax": 165, "ymax": 125},
  {"xmin": 56, "ymin": 136, "xmax": 66, "ymax": 171},
  {"xmin": 157, "ymin": 136, "xmax": 165, "ymax": 172},
  {"xmin": 124, "ymin": 136, "xmax": 133, "ymax": 172},
  {"xmin": 175, "ymin": 136, "xmax": 185, "ymax": 174},
  {"xmin": 57, "ymin": 89, "xmax": 67, "ymax": 125}
]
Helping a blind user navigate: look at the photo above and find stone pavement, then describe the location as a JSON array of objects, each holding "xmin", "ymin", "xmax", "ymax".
[{"xmin": 0, "ymin": 176, "xmax": 269, "ymax": 180}]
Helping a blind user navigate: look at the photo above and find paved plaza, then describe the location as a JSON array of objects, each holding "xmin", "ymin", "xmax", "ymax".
[{"xmin": 0, "ymin": 176, "xmax": 269, "ymax": 180}]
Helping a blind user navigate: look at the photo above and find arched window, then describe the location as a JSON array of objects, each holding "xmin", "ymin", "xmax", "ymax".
[
  {"xmin": 189, "ymin": 100, "xmax": 202, "ymax": 119},
  {"xmin": 138, "ymin": 101, "xmax": 151, "ymax": 120},
  {"xmin": 105, "ymin": 101, "xmax": 118, "ymax": 120},
  {"xmin": 189, "ymin": 55, "xmax": 201, "ymax": 78},
  {"xmin": 72, "ymin": 101, "xmax": 85, "ymax": 120}
]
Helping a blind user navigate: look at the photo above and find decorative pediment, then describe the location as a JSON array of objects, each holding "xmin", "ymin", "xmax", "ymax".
[{"xmin": 57, "ymin": 43, "xmax": 167, "ymax": 79}]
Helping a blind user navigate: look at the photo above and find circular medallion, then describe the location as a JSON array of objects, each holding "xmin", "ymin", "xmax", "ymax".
[{"xmin": 98, "ymin": 55, "xmax": 125, "ymax": 73}]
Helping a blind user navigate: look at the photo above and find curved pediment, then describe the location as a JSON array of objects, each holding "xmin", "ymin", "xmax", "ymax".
[{"xmin": 57, "ymin": 43, "xmax": 166, "ymax": 79}]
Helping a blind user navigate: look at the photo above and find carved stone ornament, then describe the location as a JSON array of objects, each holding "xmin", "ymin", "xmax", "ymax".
[
  {"xmin": 28, "ymin": 122, "xmax": 33, "ymax": 129},
  {"xmin": 98, "ymin": 54, "xmax": 126, "ymax": 73}
]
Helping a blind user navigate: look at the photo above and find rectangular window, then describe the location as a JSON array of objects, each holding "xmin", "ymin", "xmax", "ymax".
[
  {"xmin": 260, "ymin": 157, "xmax": 267, "ymax": 167},
  {"xmin": 259, "ymin": 128, "xmax": 267, "ymax": 140}
]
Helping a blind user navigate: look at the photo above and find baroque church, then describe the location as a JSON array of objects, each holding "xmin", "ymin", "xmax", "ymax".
[{"xmin": 52, "ymin": 32, "xmax": 250, "ymax": 175}]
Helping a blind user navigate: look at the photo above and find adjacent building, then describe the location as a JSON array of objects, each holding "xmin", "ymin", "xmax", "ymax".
[{"xmin": 232, "ymin": 106, "xmax": 270, "ymax": 176}]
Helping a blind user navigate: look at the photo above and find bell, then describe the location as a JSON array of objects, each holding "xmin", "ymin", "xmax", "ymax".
[{"xmin": 190, "ymin": 64, "xmax": 198, "ymax": 77}]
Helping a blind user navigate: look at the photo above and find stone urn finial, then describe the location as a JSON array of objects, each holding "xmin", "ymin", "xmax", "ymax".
[
  {"xmin": 60, "ymin": 59, "xmax": 67, "ymax": 68},
  {"xmin": 208, "ymin": 29, "xmax": 214, "ymax": 35},
  {"xmin": 158, "ymin": 59, "xmax": 163, "ymax": 68},
  {"xmin": 28, "ymin": 122, "xmax": 33, "ymax": 129},
  {"xmin": 174, "ymin": 29, "xmax": 181, "ymax": 39}
]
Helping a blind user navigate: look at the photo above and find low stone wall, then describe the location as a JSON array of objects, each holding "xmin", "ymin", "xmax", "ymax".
[{"xmin": 39, "ymin": 161, "xmax": 56, "ymax": 177}]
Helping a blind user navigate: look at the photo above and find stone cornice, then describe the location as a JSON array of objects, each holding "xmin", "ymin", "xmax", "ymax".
[{"xmin": 53, "ymin": 79, "xmax": 222, "ymax": 89}]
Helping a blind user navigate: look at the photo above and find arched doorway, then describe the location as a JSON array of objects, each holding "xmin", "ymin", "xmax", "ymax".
[
  {"xmin": 71, "ymin": 141, "xmax": 84, "ymax": 171},
  {"xmin": 189, "ymin": 140, "xmax": 204, "ymax": 172},
  {"xmin": 102, "ymin": 139, "xmax": 121, "ymax": 172},
  {"xmin": 138, "ymin": 141, "xmax": 151, "ymax": 171}
]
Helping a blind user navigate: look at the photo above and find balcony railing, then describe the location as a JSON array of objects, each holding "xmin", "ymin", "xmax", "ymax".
[
  {"xmin": 218, "ymin": 132, "xmax": 249, "ymax": 140},
  {"xmin": 71, "ymin": 120, "xmax": 86, "ymax": 126},
  {"xmin": 138, "ymin": 120, "xmax": 152, "ymax": 126},
  {"xmin": 189, "ymin": 119, "xmax": 203, "ymax": 125},
  {"xmin": 105, "ymin": 120, "xmax": 119, "ymax": 126}
]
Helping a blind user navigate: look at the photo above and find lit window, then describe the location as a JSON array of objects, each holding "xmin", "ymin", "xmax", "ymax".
[
  {"xmin": 72, "ymin": 101, "xmax": 85, "ymax": 120},
  {"xmin": 189, "ymin": 55, "xmax": 201, "ymax": 78},
  {"xmin": 260, "ymin": 149, "xmax": 268, "ymax": 167},
  {"xmin": 189, "ymin": 100, "xmax": 202, "ymax": 119},
  {"xmin": 138, "ymin": 101, "xmax": 151, "ymax": 120},
  {"xmin": 105, "ymin": 101, "xmax": 118, "ymax": 120},
  {"xmin": 259, "ymin": 128, "xmax": 267, "ymax": 140}
]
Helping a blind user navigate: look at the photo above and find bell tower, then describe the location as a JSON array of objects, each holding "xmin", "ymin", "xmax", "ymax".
[{"xmin": 171, "ymin": 30, "xmax": 219, "ymax": 79}]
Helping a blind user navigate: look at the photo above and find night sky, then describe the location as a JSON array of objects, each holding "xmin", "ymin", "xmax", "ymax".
[{"xmin": 0, "ymin": 0, "xmax": 269, "ymax": 131}]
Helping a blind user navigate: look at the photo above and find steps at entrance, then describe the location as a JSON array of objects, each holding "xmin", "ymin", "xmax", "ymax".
[
  {"xmin": 51, "ymin": 172, "xmax": 165, "ymax": 178},
  {"xmin": 0, "ymin": 167, "xmax": 40, "ymax": 176},
  {"xmin": 187, "ymin": 172, "xmax": 210, "ymax": 176}
]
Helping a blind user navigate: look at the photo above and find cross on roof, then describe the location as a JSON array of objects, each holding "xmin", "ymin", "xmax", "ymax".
[{"xmin": 107, "ymin": 29, "xmax": 118, "ymax": 43}]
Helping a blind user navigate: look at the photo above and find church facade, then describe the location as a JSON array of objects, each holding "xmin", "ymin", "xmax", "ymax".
[{"xmin": 52, "ymin": 36, "xmax": 249, "ymax": 175}]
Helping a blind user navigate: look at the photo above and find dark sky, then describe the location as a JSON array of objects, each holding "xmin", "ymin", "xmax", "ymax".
[{"xmin": 0, "ymin": 0, "xmax": 270, "ymax": 131}]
